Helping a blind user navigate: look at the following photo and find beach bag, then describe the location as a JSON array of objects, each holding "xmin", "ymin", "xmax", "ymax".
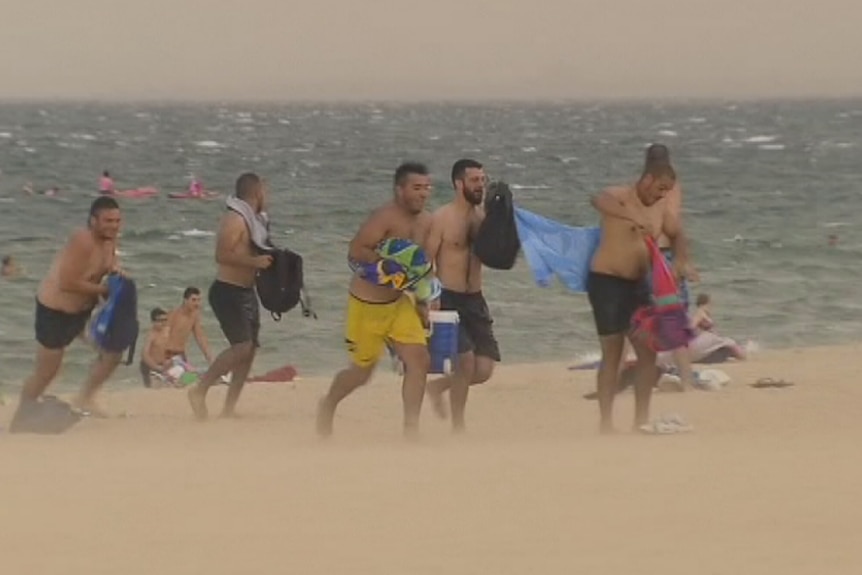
[
  {"xmin": 630, "ymin": 237, "xmax": 693, "ymax": 352},
  {"xmin": 473, "ymin": 180, "xmax": 520, "ymax": 270},
  {"xmin": 255, "ymin": 245, "xmax": 315, "ymax": 321},
  {"xmin": 89, "ymin": 274, "xmax": 139, "ymax": 364}
]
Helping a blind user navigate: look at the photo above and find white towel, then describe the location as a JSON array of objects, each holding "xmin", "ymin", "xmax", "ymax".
[{"xmin": 226, "ymin": 196, "xmax": 272, "ymax": 252}]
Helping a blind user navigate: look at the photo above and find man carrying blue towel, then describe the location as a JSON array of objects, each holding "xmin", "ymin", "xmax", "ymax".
[
  {"xmin": 10, "ymin": 197, "xmax": 124, "ymax": 432},
  {"xmin": 425, "ymin": 159, "xmax": 501, "ymax": 433}
]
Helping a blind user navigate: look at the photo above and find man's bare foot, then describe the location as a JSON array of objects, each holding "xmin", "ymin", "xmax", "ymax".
[
  {"xmin": 452, "ymin": 419, "xmax": 466, "ymax": 434},
  {"xmin": 72, "ymin": 398, "xmax": 110, "ymax": 418},
  {"xmin": 218, "ymin": 408, "xmax": 241, "ymax": 419},
  {"xmin": 599, "ymin": 421, "xmax": 616, "ymax": 435},
  {"xmin": 425, "ymin": 381, "xmax": 449, "ymax": 419},
  {"xmin": 316, "ymin": 397, "xmax": 334, "ymax": 438},
  {"xmin": 187, "ymin": 386, "xmax": 208, "ymax": 421}
]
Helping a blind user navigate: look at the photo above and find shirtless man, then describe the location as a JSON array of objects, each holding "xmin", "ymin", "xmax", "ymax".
[
  {"xmin": 165, "ymin": 286, "xmax": 213, "ymax": 364},
  {"xmin": 587, "ymin": 159, "xmax": 690, "ymax": 433},
  {"xmin": 187, "ymin": 173, "xmax": 272, "ymax": 420},
  {"xmin": 140, "ymin": 307, "xmax": 171, "ymax": 387},
  {"xmin": 424, "ymin": 159, "xmax": 500, "ymax": 432},
  {"xmin": 10, "ymin": 196, "xmax": 123, "ymax": 432},
  {"xmin": 316, "ymin": 162, "xmax": 436, "ymax": 438}
]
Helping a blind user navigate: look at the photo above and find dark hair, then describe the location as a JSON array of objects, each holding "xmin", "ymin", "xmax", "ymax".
[
  {"xmin": 235, "ymin": 172, "xmax": 262, "ymax": 199},
  {"xmin": 150, "ymin": 307, "xmax": 167, "ymax": 321},
  {"xmin": 393, "ymin": 162, "xmax": 429, "ymax": 188},
  {"xmin": 645, "ymin": 144, "xmax": 670, "ymax": 165},
  {"xmin": 642, "ymin": 159, "xmax": 676, "ymax": 181},
  {"xmin": 89, "ymin": 195, "xmax": 120, "ymax": 217},
  {"xmin": 183, "ymin": 286, "xmax": 200, "ymax": 300},
  {"xmin": 696, "ymin": 293, "xmax": 710, "ymax": 307},
  {"xmin": 2, "ymin": 255, "xmax": 11, "ymax": 266},
  {"xmin": 103, "ymin": 170, "xmax": 110, "ymax": 177},
  {"xmin": 451, "ymin": 159, "xmax": 483, "ymax": 186}
]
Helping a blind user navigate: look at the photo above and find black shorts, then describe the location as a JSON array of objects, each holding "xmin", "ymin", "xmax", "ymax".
[
  {"xmin": 586, "ymin": 272, "xmax": 650, "ymax": 337},
  {"xmin": 34, "ymin": 299, "xmax": 93, "ymax": 350},
  {"xmin": 208, "ymin": 280, "xmax": 260, "ymax": 347},
  {"xmin": 439, "ymin": 289, "xmax": 501, "ymax": 361}
]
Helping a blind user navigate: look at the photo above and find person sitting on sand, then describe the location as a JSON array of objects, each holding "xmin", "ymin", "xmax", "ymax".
[
  {"xmin": 2, "ymin": 255, "xmax": 20, "ymax": 278},
  {"xmin": 690, "ymin": 293, "xmax": 715, "ymax": 333},
  {"xmin": 165, "ymin": 286, "xmax": 214, "ymax": 366},
  {"xmin": 140, "ymin": 307, "xmax": 171, "ymax": 387}
]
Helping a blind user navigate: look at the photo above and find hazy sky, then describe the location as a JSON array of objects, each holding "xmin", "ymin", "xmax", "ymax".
[{"xmin": 1, "ymin": 0, "xmax": 861, "ymax": 101}]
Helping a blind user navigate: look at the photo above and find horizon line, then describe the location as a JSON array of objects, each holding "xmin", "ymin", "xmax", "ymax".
[{"xmin": 1, "ymin": 94, "xmax": 861, "ymax": 107}]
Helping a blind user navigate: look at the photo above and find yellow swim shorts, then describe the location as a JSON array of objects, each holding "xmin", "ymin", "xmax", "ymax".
[{"xmin": 345, "ymin": 294, "xmax": 427, "ymax": 368}]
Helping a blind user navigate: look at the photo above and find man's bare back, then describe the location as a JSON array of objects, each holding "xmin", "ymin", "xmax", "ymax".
[
  {"xmin": 431, "ymin": 203, "xmax": 484, "ymax": 293},
  {"xmin": 349, "ymin": 202, "xmax": 433, "ymax": 303},
  {"xmin": 38, "ymin": 227, "xmax": 116, "ymax": 313},
  {"xmin": 591, "ymin": 185, "xmax": 669, "ymax": 280}
]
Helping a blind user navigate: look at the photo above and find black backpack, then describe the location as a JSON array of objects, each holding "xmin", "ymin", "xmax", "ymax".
[
  {"xmin": 255, "ymin": 245, "xmax": 316, "ymax": 321},
  {"xmin": 473, "ymin": 180, "xmax": 521, "ymax": 270}
]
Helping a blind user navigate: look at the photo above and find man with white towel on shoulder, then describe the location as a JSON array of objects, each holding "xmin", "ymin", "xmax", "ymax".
[{"xmin": 187, "ymin": 173, "xmax": 273, "ymax": 421}]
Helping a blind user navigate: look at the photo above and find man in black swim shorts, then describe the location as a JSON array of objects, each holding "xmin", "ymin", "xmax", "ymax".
[
  {"xmin": 424, "ymin": 159, "xmax": 500, "ymax": 432},
  {"xmin": 187, "ymin": 173, "xmax": 272, "ymax": 421},
  {"xmin": 588, "ymin": 157, "xmax": 691, "ymax": 434},
  {"xmin": 11, "ymin": 196, "xmax": 123, "ymax": 432}
]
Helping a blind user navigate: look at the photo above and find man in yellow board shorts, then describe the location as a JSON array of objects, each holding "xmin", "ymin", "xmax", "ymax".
[{"xmin": 317, "ymin": 162, "xmax": 438, "ymax": 438}]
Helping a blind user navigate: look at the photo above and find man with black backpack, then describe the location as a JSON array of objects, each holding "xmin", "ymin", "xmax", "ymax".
[
  {"xmin": 187, "ymin": 173, "xmax": 273, "ymax": 420},
  {"xmin": 424, "ymin": 159, "xmax": 501, "ymax": 432}
]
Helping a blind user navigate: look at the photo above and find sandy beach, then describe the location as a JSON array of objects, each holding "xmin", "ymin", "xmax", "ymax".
[{"xmin": 1, "ymin": 344, "xmax": 860, "ymax": 574}]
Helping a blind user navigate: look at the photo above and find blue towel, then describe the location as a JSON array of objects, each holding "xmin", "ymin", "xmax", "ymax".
[{"xmin": 513, "ymin": 206, "xmax": 601, "ymax": 293}]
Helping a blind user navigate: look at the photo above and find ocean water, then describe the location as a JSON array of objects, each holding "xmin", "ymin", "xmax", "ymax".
[{"xmin": 1, "ymin": 100, "xmax": 861, "ymax": 390}]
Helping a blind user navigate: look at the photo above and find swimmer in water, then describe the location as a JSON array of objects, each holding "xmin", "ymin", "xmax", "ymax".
[
  {"xmin": 99, "ymin": 170, "xmax": 115, "ymax": 195},
  {"xmin": 2, "ymin": 255, "xmax": 21, "ymax": 278},
  {"xmin": 189, "ymin": 175, "xmax": 204, "ymax": 197}
]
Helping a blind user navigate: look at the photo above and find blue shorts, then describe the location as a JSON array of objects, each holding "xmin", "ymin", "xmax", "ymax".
[{"xmin": 658, "ymin": 248, "xmax": 689, "ymax": 310}]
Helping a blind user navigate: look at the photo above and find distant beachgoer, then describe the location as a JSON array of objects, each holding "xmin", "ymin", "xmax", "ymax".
[
  {"xmin": 22, "ymin": 182, "xmax": 34, "ymax": 195},
  {"xmin": 186, "ymin": 173, "xmax": 272, "ymax": 420},
  {"xmin": 189, "ymin": 177, "xmax": 204, "ymax": 197},
  {"xmin": 44, "ymin": 187, "xmax": 60, "ymax": 197},
  {"xmin": 424, "ymin": 159, "xmax": 500, "ymax": 432},
  {"xmin": 99, "ymin": 170, "xmax": 115, "ymax": 194},
  {"xmin": 165, "ymin": 286, "xmax": 213, "ymax": 364},
  {"xmin": 10, "ymin": 196, "xmax": 124, "ymax": 432},
  {"xmin": 690, "ymin": 293, "xmax": 714, "ymax": 333},
  {"xmin": 587, "ymin": 158, "xmax": 691, "ymax": 433},
  {"xmin": 140, "ymin": 307, "xmax": 171, "ymax": 387},
  {"xmin": 2, "ymin": 255, "xmax": 20, "ymax": 278},
  {"xmin": 316, "ymin": 162, "xmax": 436, "ymax": 438}
]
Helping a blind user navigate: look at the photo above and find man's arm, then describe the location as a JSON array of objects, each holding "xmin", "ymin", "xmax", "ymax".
[
  {"xmin": 424, "ymin": 213, "xmax": 444, "ymax": 271},
  {"xmin": 348, "ymin": 210, "xmax": 389, "ymax": 263},
  {"xmin": 590, "ymin": 187, "xmax": 646, "ymax": 226},
  {"xmin": 193, "ymin": 316, "xmax": 213, "ymax": 363},
  {"xmin": 57, "ymin": 232, "xmax": 109, "ymax": 297}
]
